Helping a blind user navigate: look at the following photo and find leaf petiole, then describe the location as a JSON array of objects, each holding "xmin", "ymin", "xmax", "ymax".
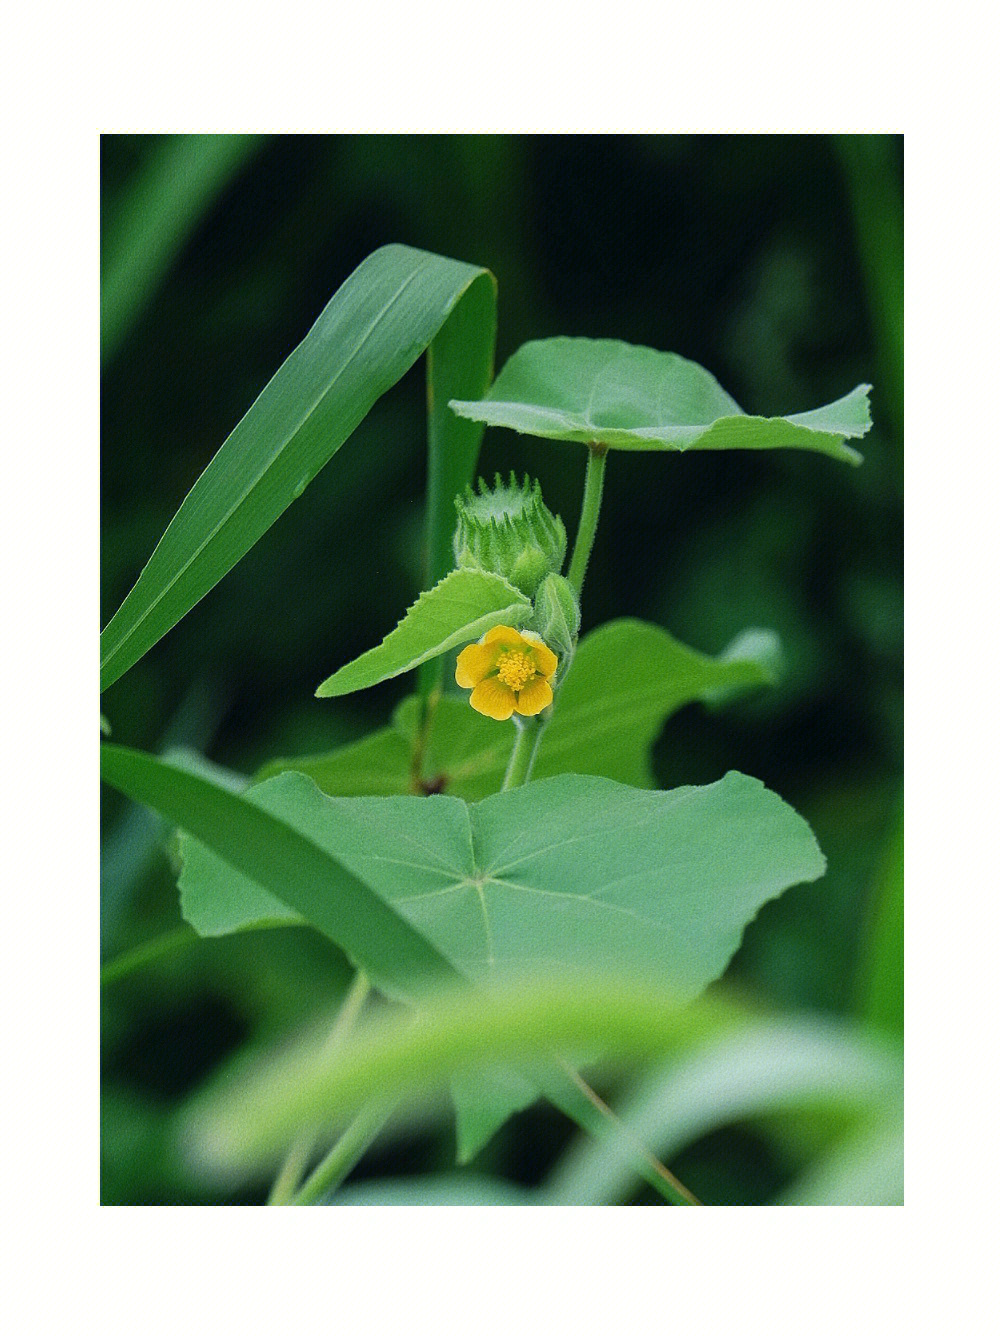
[{"xmin": 566, "ymin": 443, "xmax": 608, "ymax": 599}]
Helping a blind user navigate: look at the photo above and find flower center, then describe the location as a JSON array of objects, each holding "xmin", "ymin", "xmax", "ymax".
[{"xmin": 495, "ymin": 649, "xmax": 536, "ymax": 692}]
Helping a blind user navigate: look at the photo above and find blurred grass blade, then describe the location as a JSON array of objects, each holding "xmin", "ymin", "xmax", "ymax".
[
  {"xmin": 101, "ymin": 134, "xmax": 265, "ymax": 365},
  {"xmin": 424, "ymin": 267, "xmax": 498, "ymax": 588},
  {"xmin": 774, "ymin": 1113, "xmax": 904, "ymax": 1206},
  {"xmin": 832, "ymin": 134, "xmax": 904, "ymax": 431},
  {"xmin": 100, "ymin": 743, "xmax": 456, "ymax": 1000},
  {"xmin": 854, "ymin": 795, "xmax": 904, "ymax": 1033},
  {"xmin": 179, "ymin": 977, "xmax": 731, "ymax": 1180},
  {"xmin": 546, "ymin": 1017, "xmax": 903, "ymax": 1205},
  {"xmin": 421, "ymin": 256, "xmax": 498, "ymax": 694},
  {"xmin": 100, "ymin": 925, "xmax": 199, "ymax": 987},
  {"xmin": 329, "ymin": 1174, "xmax": 536, "ymax": 1205},
  {"xmin": 100, "ymin": 245, "xmax": 496, "ymax": 691}
]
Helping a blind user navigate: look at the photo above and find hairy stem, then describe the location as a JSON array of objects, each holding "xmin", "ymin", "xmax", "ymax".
[
  {"xmin": 566, "ymin": 443, "xmax": 608, "ymax": 598},
  {"xmin": 501, "ymin": 715, "xmax": 546, "ymax": 790}
]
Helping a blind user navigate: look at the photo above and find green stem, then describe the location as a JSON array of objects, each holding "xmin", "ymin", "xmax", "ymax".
[
  {"xmin": 566, "ymin": 443, "xmax": 608, "ymax": 599},
  {"xmin": 546, "ymin": 1060, "xmax": 702, "ymax": 1206},
  {"xmin": 501, "ymin": 716, "xmax": 546, "ymax": 790},
  {"xmin": 268, "ymin": 970, "xmax": 371, "ymax": 1205},
  {"xmin": 292, "ymin": 1098, "xmax": 396, "ymax": 1205},
  {"xmin": 266, "ymin": 1129, "xmax": 317, "ymax": 1207}
]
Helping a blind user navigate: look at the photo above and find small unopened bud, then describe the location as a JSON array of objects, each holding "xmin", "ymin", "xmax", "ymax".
[
  {"xmin": 532, "ymin": 573, "xmax": 580, "ymax": 680},
  {"xmin": 453, "ymin": 474, "xmax": 566, "ymax": 597}
]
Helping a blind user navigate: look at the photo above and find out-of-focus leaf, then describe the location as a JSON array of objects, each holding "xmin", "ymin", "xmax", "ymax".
[
  {"xmin": 102, "ymin": 134, "xmax": 265, "ymax": 365},
  {"xmin": 315, "ymin": 569, "xmax": 531, "ymax": 698},
  {"xmin": 178, "ymin": 978, "xmax": 736, "ymax": 1177},
  {"xmin": 775, "ymin": 1113, "xmax": 904, "ymax": 1206},
  {"xmin": 100, "ymin": 245, "xmax": 496, "ymax": 691},
  {"xmin": 451, "ymin": 337, "xmax": 870, "ymax": 463},
  {"xmin": 326, "ymin": 1174, "xmax": 537, "ymax": 1205},
  {"xmin": 546, "ymin": 1017, "xmax": 903, "ymax": 1205}
]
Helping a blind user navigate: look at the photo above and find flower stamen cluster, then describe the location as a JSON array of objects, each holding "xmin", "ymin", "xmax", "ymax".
[{"xmin": 455, "ymin": 625, "xmax": 558, "ymax": 720}]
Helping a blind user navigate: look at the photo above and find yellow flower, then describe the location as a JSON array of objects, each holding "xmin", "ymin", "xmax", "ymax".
[{"xmin": 455, "ymin": 625, "xmax": 559, "ymax": 721}]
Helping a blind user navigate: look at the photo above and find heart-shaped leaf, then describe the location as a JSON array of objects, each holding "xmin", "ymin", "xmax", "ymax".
[
  {"xmin": 451, "ymin": 337, "xmax": 870, "ymax": 464},
  {"xmin": 315, "ymin": 568, "xmax": 532, "ymax": 698},
  {"xmin": 179, "ymin": 770, "xmax": 823, "ymax": 998}
]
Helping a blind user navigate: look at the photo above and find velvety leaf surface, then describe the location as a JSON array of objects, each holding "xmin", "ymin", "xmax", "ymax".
[
  {"xmin": 179, "ymin": 771, "xmax": 824, "ymax": 998},
  {"xmin": 451, "ymin": 337, "xmax": 870, "ymax": 463},
  {"xmin": 315, "ymin": 569, "xmax": 531, "ymax": 698}
]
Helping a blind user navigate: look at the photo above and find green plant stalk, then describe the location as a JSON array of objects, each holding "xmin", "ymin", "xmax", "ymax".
[
  {"xmin": 501, "ymin": 716, "xmax": 546, "ymax": 790},
  {"xmin": 565, "ymin": 443, "xmax": 608, "ymax": 598},
  {"xmin": 417, "ymin": 272, "xmax": 497, "ymax": 704},
  {"xmin": 546, "ymin": 1059, "xmax": 702, "ymax": 1206},
  {"xmin": 269, "ymin": 970, "xmax": 372, "ymax": 1205},
  {"xmin": 500, "ymin": 443, "xmax": 611, "ymax": 793},
  {"xmin": 292, "ymin": 1097, "xmax": 396, "ymax": 1205},
  {"xmin": 488, "ymin": 454, "xmax": 699, "ymax": 1201},
  {"xmin": 853, "ymin": 795, "xmax": 904, "ymax": 1033}
]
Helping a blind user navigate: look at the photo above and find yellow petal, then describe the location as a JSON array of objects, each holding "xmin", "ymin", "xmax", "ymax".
[
  {"xmin": 480, "ymin": 625, "xmax": 522, "ymax": 648},
  {"xmin": 521, "ymin": 632, "xmax": 558, "ymax": 680},
  {"xmin": 516, "ymin": 675, "xmax": 553, "ymax": 716},
  {"xmin": 470, "ymin": 678, "xmax": 517, "ymax": 721},
  {"xmin": 455, "ymin": 642, "xmax": 494, "ymax": 688}
]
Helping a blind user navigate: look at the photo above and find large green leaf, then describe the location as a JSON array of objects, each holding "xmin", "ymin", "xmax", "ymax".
[
  {"xmin": 315, "ymin": 569, "xmax": 532, "ymax": 699},
  {"xmin": 265, "ymin": 617, "xmax": 780, "ymax": 796},
  {"xmin": 104, "ymin": 743, "xmax": 716, "ymax": 1203},
  {"xmin": 100, "ymin": 244, "xmax": 496, "ymax": 691},
  {"xmin": 104, "ymin": 744, "xmax": 713, "ymax": 1202},
  {"xmin": 451, "ymin": 337, "xmax": 870, "ymax": 463},
  {"xmin": 179, "ymin": 770, "xmax": 823, "ymax": 996}
]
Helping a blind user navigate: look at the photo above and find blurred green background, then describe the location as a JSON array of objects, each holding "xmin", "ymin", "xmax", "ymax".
[{"xmin": 100, "ymin": 134, "xmax": 903, "ymax": 1204}]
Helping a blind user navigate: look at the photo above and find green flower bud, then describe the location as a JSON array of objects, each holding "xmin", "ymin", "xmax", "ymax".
[
  {"xmin": 531, "ymin": 572, "xmax": 580, "ymax": 680},
  {"xmin": 453, "ymin": 473, "xmax": 566, "ymax": 597}
]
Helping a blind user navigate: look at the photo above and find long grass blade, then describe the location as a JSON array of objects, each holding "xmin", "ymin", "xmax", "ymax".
[{"xmin": 101, "ymin": 245, "xmax": 495, "ymax": 691}]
